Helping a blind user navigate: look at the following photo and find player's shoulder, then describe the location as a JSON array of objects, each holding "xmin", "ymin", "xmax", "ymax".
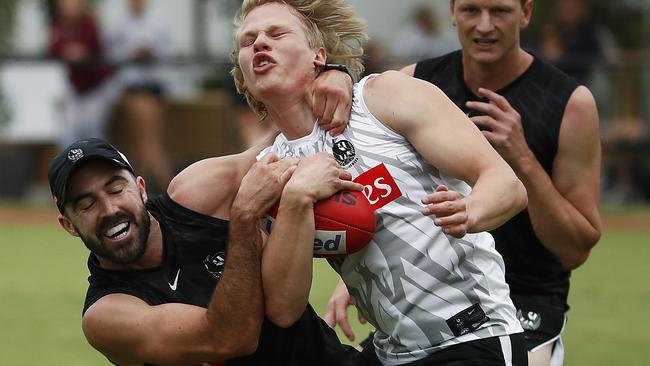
[
  {"xmin": 528, "ymin": 55, "xmax": 579, "ymax": 89},
  {"xmin": 365, "ymin": 70, "xmax": 441, "ymax": 95},
  {"xmin": 413, "ymin": 50, "xmax": 461, "ymax": 80},
  {"xmin": 168, "ymin": 152, "xmax": 254, "ymax": 218}
]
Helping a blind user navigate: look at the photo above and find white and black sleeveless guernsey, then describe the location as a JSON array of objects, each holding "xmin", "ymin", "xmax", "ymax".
[
  {"xmin": 259, "ymin": 76, "xmax": 523, "ymax": 365},
  {"xmin": 83, "ymin": 194, "xmax": 364, "ymax": 366},
  {"xmin": 413, "ymin": 51, "xmax": 580, "ymax": 313}
]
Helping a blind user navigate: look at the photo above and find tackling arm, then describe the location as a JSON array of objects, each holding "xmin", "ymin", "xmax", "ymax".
[{"xmin": 262, "ymin": 153, "xmax": 363, "ymax": 327}]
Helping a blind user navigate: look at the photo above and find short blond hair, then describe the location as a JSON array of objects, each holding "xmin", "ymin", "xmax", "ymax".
[{"xmin": 230, "ymin": 0, "xmax": 367, "ymax": 118}]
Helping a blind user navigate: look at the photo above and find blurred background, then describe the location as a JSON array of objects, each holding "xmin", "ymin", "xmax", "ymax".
[
  {"xmin": 0, "ymin": 1, "xmax": 648, "ymax": 365},
  {"xmin": 0, "ymin": 0, "xmax": 648, "ymax": 205}
]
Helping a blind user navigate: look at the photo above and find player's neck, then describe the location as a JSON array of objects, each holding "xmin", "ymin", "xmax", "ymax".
[
  {"xmin": 267, "ymin": 101, "xmax": 317, "ymax": 141},
  {"xmin": 463, "ymin": 48, "xmax": 533, "ymax": 95}
]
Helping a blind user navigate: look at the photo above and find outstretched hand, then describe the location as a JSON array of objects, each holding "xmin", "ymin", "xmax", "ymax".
[
  {"xmin": 324, "ymin": 280, "xmax": 366, "ymax": 341},
  {"xmin": 421, "ymin": 185, "xmax": 469, "ymax": 238}
]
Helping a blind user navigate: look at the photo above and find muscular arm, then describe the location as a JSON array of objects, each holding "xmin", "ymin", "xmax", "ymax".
[
  {"xmin": 167, "ymin": 132, "xmax": 277, "ymax": 219},
  {"xmin": 512, "ymin": 87, "xmax": 601, "ymax": 269},
  {"xmin": 262, "ymin": 154, "xmax": 362, "ymax": 327},
  {"xmin": 364, "ymin": 71, "xmax": 527, "ymax": 233},
  {"xmin": 82, "ymin": 206, "xmax": 264, "ymax": 366}
]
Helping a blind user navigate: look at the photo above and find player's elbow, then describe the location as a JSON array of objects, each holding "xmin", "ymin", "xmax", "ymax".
[
  {"xmin": 213, "ymin": 331, "xmax": 260, "ymax": 358},
  {"xmin": 266, "ymin": 309, "xmax": 303, "ymax": 328},
  {"xmin": 560, "ymin": 234, "xmax": 600, "ymax": 270},
  {"xmin": 560, "ymin": 249, "xmax": 590, "ymax": 270},
  {"xmin": 266, "ymin": 302, "xmax": 306, "ymax": 328},
  {"xmin": 512, "ymin": 179, "xmax": 528, "ymax": 213},
  {"xmin": 228, "ymin": 337, "xmax": 260, "ymax": 357}
]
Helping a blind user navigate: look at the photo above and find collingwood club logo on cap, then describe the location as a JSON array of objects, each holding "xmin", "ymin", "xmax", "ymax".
[{"xmin": 67, "ymin": 148, "xmax": 84, "ymax": 162}]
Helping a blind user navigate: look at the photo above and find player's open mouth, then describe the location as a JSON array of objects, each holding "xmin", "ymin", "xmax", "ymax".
[
  {"xmin": 253, "ymin": 54, "xmax": 276, "ymax": 72},
  {"xmin": 104, "ymin": 222, "xmax": 130, "ymax": 240},
  {"xmin": 474, "ymin": 38, "xmax": 497, "ymax": 47}
]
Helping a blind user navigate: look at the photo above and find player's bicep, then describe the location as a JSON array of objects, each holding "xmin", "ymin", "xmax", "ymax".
[
  {"xmin": 365, "ymin": 72, "xmax": 501, "ymax": 185},
  {"xmin": 552, "ymin": 86, "xmax": 601, "ymax": 223},
  {"xmin": 82, "ymin": 294, "xmax": 221, "ymax": 366},
  {"xmin": 168, "ymin": 153, "xmax": 253, "ymax": 219}
]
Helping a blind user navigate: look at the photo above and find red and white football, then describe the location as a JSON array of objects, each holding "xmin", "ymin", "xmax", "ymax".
[{"xmin": 264, "ymin": 190, "xmax": 375, "ymax": 258}]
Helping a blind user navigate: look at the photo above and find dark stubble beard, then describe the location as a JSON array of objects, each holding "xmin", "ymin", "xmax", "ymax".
[{"xmin": 78, "ymin": 200, "xmax": 151, "ymax": 265}]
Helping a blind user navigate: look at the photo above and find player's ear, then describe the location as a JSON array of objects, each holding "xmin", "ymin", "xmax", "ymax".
[
  {"xmin": 521, "ymin": 0, "xmax": 533, "ymax": 28},
  {"xmin": 136, "ymin": 176, "xmax": 148, "ymax": 202},
  {"xmin": 58, "ymin": 214, "xmax": 79, "ymax": 237},
  {"xmin": 313, "ymin": 47, "xmax": 327, "ymax": 68}
]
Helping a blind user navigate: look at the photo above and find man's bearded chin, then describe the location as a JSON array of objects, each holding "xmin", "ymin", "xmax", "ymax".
[{"xmin": 80, "ymin": 204, "xmax": 151, "ymax": 265}]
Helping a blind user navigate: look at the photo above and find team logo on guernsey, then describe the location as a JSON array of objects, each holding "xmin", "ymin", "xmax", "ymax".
[
  {"xmin": 517, "ymin": 309, "xmax": 542, "ymax": 330},
  {"xmin": 354, "ymin": 163, "xmax": 402, "ymax": 210},
  {"xmin": 203, "ymin": 252, "xmax": 226, "ymax": 279},
  {"xmin": 332, "ymin": 138, "xmax": 357, "ymax": 168}
]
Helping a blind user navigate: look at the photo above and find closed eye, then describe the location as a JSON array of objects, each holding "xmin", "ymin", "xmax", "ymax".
[
  {"xmin": 77, "ymin": 197, "xmax": 95, "ymax": 212},
  {"xmin": 240, "ymin": 37, "xmax": 255, "ymax": 48}
]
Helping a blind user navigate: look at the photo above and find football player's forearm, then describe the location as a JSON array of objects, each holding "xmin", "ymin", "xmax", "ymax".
[
  {"xmin": 205, "ymin": 212, "xmax": 264, "ymax": 356},
  {"xmin": 466, "ymin": 166, "xmax": 527, "ymax": 233},
  {"xmin": 262, "ymin": 193, "xmax": 314, "ymax": 327}
]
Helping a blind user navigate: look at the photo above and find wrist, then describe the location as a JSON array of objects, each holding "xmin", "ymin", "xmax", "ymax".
[
  {"xmin": 321, "ymin": 63, "xmax": 352, "ymax": 80},
  {"xmin": 281, "ymin": 185, "xmax": 316, "ymax": 210}
]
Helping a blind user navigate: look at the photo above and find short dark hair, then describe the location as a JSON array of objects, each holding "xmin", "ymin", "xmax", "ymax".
[{"xmin": 451, "ymin": 0, "xmax": 527, "ymax": 6}]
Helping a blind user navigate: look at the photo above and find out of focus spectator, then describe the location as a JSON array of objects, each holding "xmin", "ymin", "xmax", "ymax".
[
  {"xmin": 48, "ymin": 0, "xmax": 119, "ymax": 149},
  {"xmin": 534, "ymin": 0, "xmax": 616, "ymax": 83},
  {"xmin": 390, "ymin": 5, "xmax": 459, "ymax": 66},
  {"xmin": 361, "ymin": 40, "xmax": 388, "ymax": 78},
  {"xmin": 600, "ymin": 69, "xmax": 650, "ymax": 204},
  {"xmin": 107, "ymin": 0, "xmax": 173, "ymax": 192}
]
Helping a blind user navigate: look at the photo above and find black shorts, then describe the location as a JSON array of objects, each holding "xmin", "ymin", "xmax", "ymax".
[
  {"xmin": 227, "ymin": 304, "xmax": 370, "ymax": 366},
  {"xmin": 404, "ymin": 334, "xmax": 528, "ymax": 366},
  {"xmin": 510, "ymin": 293, "xmax": 567, "ymax": 351},
  {"xmin": 358, "ymin": 333, "xmax": 527, "ymax": 366}
]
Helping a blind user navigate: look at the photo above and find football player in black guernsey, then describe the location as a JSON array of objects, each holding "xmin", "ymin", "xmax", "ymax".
[{"xmin": 48, "ymin": 135, "xmax": 380, "ymax": 366}]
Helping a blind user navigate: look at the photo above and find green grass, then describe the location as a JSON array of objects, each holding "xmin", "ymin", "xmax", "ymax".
[
  {"xmin": 1, "ymin": 220, "xmax": 648, "ymax": 364},
  {"xmin": 563, "ymin": 230, "xmax": 650, "ymax": 365}
]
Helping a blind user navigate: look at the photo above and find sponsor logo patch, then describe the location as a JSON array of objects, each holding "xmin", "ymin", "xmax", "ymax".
[
  {"xmin": 313, "ymin": 230, "xmax": 347, "ymax": 256},
  {"xmin": 354, "ymin": 163, "xmax": 402, "ymax": 210}
]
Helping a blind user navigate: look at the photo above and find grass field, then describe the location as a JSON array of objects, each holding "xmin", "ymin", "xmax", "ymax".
[{"xmin": 0, "ymin": 206, "xmax": 648, "ymax": 365}]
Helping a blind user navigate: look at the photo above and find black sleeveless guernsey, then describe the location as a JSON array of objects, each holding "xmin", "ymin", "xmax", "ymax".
[
  {"xmin": 414, "ymin": 51, "xmax": 579, "ymax": 310},
  {"xmin": 83, "ymin": 194, "xmax": 361, "ymax": 366}
]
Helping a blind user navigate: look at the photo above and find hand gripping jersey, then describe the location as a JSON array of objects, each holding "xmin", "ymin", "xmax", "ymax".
[
  {"xmin": 83, "ymin": 194, "xmax": 360, "ymax": 366},
  {"xmin": 259, "ymin": 76, "xmax": 522, "ymax": 365}
]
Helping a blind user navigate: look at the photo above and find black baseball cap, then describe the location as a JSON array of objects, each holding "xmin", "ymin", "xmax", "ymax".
[{"xmin": 48, "ymin": 138, "xmax": 134, "ymax": 213}]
